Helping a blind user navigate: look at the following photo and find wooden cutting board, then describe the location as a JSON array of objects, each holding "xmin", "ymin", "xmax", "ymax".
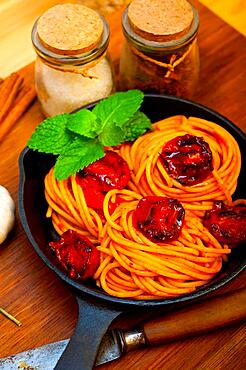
[{"xmin": 0, "ymin": 1, "xmax": 246, "ymax": 369}]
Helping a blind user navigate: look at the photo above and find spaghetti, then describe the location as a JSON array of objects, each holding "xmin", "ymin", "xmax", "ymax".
[
  {"xmin": 94, "ymin": 189, "xmax": 230, "ymax": 299},
  {"xmin": 44, "ymin": 115, "xmax": 244, "ymax": 300},
  {"xmin": 120, "ymin": 115, "xmax": 241, "ymax": 217}
]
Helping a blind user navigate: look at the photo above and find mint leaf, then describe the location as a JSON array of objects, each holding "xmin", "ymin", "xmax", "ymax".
[
  {"xmin": 99, "ymin": 121, "xmax": 125, "ymax": 146},
  {"xmin": 67, "ymin": 109, "xmax": 100, "ymax": 138},
  {"xmin": 27, "ymin": 90, "xmax": 150, "ymax": 181},
  {"xmin": 123, "ymin": 111, "xmax": 152, "ymax": 141},
  {"xmin": 54, "ymin": 137, "xmax": 104, "ymax": 181},
  {"xmin": 92, "ymin": 90, "xmax": 144, "ymax": 130},
  {"xmin": 28, "ymin": 114, "xmax": 72, "ymax": 155}
]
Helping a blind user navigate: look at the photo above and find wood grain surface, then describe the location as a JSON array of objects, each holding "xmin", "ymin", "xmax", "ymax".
[{"xmin": 0, "ymin": 1, "xmax": 246, "ymax": 369}]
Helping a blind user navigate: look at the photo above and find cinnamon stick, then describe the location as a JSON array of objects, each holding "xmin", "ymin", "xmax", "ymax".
[
  {"xmin": 15, "ymin": 84, "xmax": 32, "ymax": 105},
  {"xmin": 0, "ymin": 73, "xmax": 19, "ymax": 110},
  {"xmin": 0, "ymin": 86, "xmax": 36, "ymax": 143},
  {"xmin": 0, "ymin": 74, "xmax": 23, "ymax": 122}
]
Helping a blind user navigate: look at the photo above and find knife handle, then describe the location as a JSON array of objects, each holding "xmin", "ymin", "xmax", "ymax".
[{"xmin": 142, "ymin": 288, "xmax": 246, "ymax": 345}]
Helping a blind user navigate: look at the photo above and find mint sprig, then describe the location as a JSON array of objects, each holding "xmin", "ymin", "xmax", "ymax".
[
  {"xmin": 28, "ymin": 113, "xmax": 72, "ymax": 155},
  {"xmin": 54, "ymin": 137, "xmax": 104, "ymax": 181},
  {"xmin": 28, "ymin": 90, "xmax": 151, "ymax": 180}
]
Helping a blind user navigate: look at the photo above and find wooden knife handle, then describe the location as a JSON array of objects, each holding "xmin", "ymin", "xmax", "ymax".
[{"xmin": 142, "ymin": 289, "xmax": 246, "ymax": 345}]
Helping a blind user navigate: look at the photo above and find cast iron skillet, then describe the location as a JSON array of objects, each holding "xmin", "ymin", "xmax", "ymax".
[{"xmin": 18, "ymin": 95, "xmax": 246, "ymax": 370}]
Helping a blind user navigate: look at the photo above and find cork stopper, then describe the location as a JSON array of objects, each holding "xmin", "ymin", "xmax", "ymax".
[
  {"xmin": 128, "ymin": 0, "xmax": 194, "ymax": 42},
  {"xmin": 37, "ymin": 4, "xmax": 104, "ymax": 55}
]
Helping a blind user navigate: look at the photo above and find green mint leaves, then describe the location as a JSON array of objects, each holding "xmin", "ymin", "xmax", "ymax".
[
  {"xmin": 54, "ymin": 137, "xmax": 104, "ymax": 181},
  {"xmin": 28, "ymin": 90, "xmax": 151, "ymax": 181},
  {"xmin": 28, "ymin": 114, "xmax": 72, "ymax": 155}
]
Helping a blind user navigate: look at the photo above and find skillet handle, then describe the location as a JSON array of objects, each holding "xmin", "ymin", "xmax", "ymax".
[{"xmin": 54, "ymin": 295, "xmax": 123, "ymax": 370}]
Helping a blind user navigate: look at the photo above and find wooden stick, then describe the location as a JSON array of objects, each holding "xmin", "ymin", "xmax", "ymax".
[
  {"xmin": 0, "ymin": 86, "xmax": 36, "ymax": 143},
  {"xmin": 0, "ymin": 307, "xmax": 22, "ymax": 327},
  {"xmin": 0, "ymin": 75, "xmax": 23, "ymax": 122}
]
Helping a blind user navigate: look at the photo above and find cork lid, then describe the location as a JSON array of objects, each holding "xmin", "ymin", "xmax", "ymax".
[
  {"xmin": 37, "ymin": 4, "xmax": 104, "ymax": 55},
  {"xmin": 128, "ymin": 0, "xmax": 194, "ymax": 42}
]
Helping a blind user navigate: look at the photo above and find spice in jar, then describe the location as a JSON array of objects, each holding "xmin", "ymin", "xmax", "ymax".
[
  {"xmin": 31, "ymin": 4, "xmax": 114, "ymax": 116},
  {"xmin": 119, "ymin": 0, "xmax": 200, "ymax": 99}
]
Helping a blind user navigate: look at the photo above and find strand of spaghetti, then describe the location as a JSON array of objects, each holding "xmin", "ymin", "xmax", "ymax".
[
  {"xmin": 144, "ymin": 277, "xmax": 196, "ymax": 295},
  {"xmin": 212, "ymin": 170, "xmax": 232, "ymax": 204},
  {"xmin": 233, "ymin": 199, "xmax": 246, "ymax": 206},
  {"xmin": 71, "ymin": 177, "xmax": 98, "ymax": 237},
  {"xmin": 103, "ymin": 189, "xmax": 140, "ymax": 230},
  {"xmin": 119, "ymin": 142, "xmax": 134, "ymax": 170},
  {"xmin": 59, "ymin": 179, "xmax": 85, "ymax": 226},
  {"xmin": 88, "ymin": 208, "xmax": 104, "ymax": 237},
  {"xmin": 121, "ymin": 254, "xmax": 158, "ymax": 277},
  {"xmin": 99, "ymin": 262, "xmax": 144, "ymax": 298},
  {"xmin": 51, "ymin": 213, "xmax": 65, "ymax": 235},
  {"xmin": 109, "ymin": 242, "xmax": 154, "ymax": 276},
  {"xmin": 143, "ymin": 276, "xmax": 191, "ymax": 295},
  {"xmin": 45, "ymin": 190, "xmax": 82, "ymax": 227},
  {"xmin": 183, "ymin": 202, "xmax": 214, "ymax": 211},
  {"xmin": 114, "ymin": 268, "xmax": 135, "ymax": 282},
  {"xmin": 132, "ymin": 274, "xmax": 151, "ymax": 293},
  {"xmin": 164, "ymin": 277, "xmax": 207, "ymax": 288},
  {"xmin": 45, "ymin": 170, "xmax": 66, "ymax": 210},
  {"xmin": 118, "ymin": 238, "xmax": 222, "ymax": 275},
  {"xmin": 187, "ymin": 217, "xmax": 225, "ymax": 250},
  {"xmin": 52, "ymin": 212, "xmax": 98, "ymax": 243},
  {"xmin": 107, "ymin": 271, "xmax": 137, "ymax": 289},
  {"xmin": 113, "ymin": 243, "xmax": 212, "ymax": 280},
  {"xmin": 46, "ymin": 205, "xmax": 52, "ymax": 218},
  {"xmin": 108, "ymin": 221, "xmax": 215, "ymax": 259},
  {"xmin": 156, "ymin": 161, "xmax": 174, "ymax": 187}
]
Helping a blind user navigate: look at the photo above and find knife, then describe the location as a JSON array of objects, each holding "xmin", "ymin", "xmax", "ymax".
[{"xmin": 1, "ymin": 288, "xmax": 245, "ymax": 369}]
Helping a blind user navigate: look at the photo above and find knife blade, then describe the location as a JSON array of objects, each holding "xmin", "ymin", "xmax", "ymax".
[
  {"xmin": 0, "ymin": 288, "xmax": 245, "ymax": 369},
  {"xmin": 0, "ymin": 331, "xmax": 123, "ymax": 370}
]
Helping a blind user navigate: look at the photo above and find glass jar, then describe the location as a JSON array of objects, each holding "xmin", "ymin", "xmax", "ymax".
[
  {"xmin": 119, "ymin": 0, "xmax": 200, "ymax": 99},
  {"xmin": 31, "ymin": 4, "xmax": 115, "ymax": 117}
]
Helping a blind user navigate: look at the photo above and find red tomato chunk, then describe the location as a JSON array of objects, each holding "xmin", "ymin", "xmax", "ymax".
[
  {"xmin": 204, "ymin": 202, "xmax": 246, "ymax": 244},
  {"xmin": 160, "ymin": 134, "xmax": 213, "ymax": 186},
  {"xmin": 76, "ymin": 151, "xmax": 130, "ymax": 210},
  {"xmin": 49, "ymin": 230, "xmax": 100, "ymax": 280},
  {"xmin": 134, "ymin": 196, "xmax": 185, "ymax": 242}
]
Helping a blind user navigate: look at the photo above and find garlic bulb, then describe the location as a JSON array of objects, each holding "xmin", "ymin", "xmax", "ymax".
[{"xmin": 0, "ymin": 185, "xmax": 15, "ymax": 244}]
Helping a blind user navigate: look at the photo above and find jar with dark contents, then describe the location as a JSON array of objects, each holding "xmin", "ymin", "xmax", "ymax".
[{"xmin": 119, "ymin": 0, "xmax": 200, "ymax": 99}]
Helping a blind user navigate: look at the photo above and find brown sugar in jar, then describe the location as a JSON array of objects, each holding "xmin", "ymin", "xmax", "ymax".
[{"xmin": 119, "ymin": 0, "xmax": 200, "ymax": 99}]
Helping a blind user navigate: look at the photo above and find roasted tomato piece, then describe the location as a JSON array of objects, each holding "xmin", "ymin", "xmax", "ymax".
[
  {"xmin": 160, "ymin": 134, "xmax": 213, "ymax": 186},
  {"xmin": 76, "ymin": 175, "xmax": 105, "ymax": 210},
  {"xmin": 76, "ymin": 151, "xmax": 130, "ymax": 211},
  {"xmin": 134, "ymin": 196, "xmax": 185, "ymax": 242},
  {"xmin": 49, "ymin": 230, "xmax": 100, "ymax": 280},
  {"xmin": 204, "ymin": 202, "xmax": 246, "ymax": 244},
  {"xmin": 81, "ymin": 151, "xmax": 130, "ymax": 192}
]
